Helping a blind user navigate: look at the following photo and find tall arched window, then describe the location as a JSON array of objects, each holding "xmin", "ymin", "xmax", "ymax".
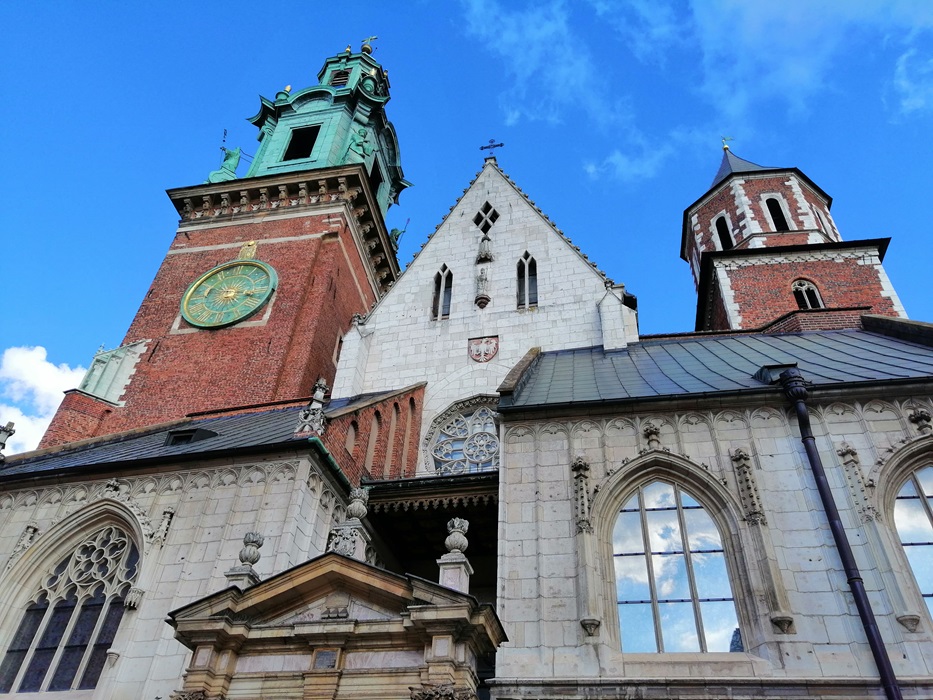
[
  {"xmin": 765, "ymin": 197, "xmax": 790, "ymax": 232},
  {"xmin": 432, "ymin": 265, "xmax": 453, "ymax": 320},
  {"xmin": 517, "ymin": 252, "xmax": 538, "ymax": 309},
  {"xmin": 0, "ymin": 526, "xmax": 139, "ymax": 693},
  {"xmin": 792, "ymin": 279, "xmax": 824, "ymax": 310},
  {"xmin": 613, "ymin": 481, "xmax": 740, "ymax": 653},
  {"xmin": 894, "ymin": 465, "xmax": 933, "ymax": 619},
  {"xmin": 715, "ymin": 216, "xmax": 734, "ymax": 251}
]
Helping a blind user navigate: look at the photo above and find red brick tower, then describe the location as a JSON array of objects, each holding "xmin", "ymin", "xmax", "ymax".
[
  {"xmin": 682, "ymin": 147, "xmax": 907, "ymax": 332},
  {"xmin": 42, "ymin": 42, "xmax": 408, "ymax": 447}
]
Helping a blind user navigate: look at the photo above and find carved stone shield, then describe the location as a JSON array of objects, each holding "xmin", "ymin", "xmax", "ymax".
[{"xmin": 468, "ymin": 336, "xmax": 499, "ymax": 363}]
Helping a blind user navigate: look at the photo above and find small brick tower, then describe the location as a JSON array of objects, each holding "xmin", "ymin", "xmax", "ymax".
[
  {"xmin": 682, "ymin": 146, "xmax": 907, "ymax": 332},
  {"xmin": 41, "ymin": 41, "xmax": 408, "ymax": 448}
]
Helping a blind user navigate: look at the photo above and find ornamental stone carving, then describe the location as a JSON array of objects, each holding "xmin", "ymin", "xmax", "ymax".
[
  {"xmin": 347, "ymin": 488, "xmax": 369, "ymax": 520},
  {"xmin": 327, "ymin": 528, "xmax": 358, "ymax": 557},
  {"xmin": 909, "ymin": 407, "xmax": 932, "ymax": 435},
  {"xmin": 731, "ymin": 447, "xmax": 766, "ymax": 524},
  {"xmin": 296, "ymin": 378, "xmax": 329, "ymax": 436},
  {"xmin": 571, "ymin": 456, "xmax": 592, "ymax": 533},
  {"xmin": 836, "ymin": 442, "xmax": 880, "ymax": 523},
  {"xmin": 425, "ymin": 397, "xmax": 500, "ymax": 474},
  {"xmin": 445, "ymin": 518, "xmax": 469, "ymax": 553},
  {"xmin": 410, "ymin": 682, "xmax": 476, "ymax": 700},
  {"xmin": 5, "ymin": 522, "xmax": 39, "ymax": 571},
  {"xmin": 239, "ymin": 532, "xmax": 264, "ymax": 566}
]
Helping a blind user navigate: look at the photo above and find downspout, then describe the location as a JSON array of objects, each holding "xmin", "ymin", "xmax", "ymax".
[{"xmin": 777, "ymin": 368, "xmax": 902, "ymax": 700}]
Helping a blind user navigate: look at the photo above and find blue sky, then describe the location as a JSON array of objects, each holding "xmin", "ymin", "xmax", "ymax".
[{"xmin": 2, "ymin": 0, "xmax": 932, "ymax": 452}]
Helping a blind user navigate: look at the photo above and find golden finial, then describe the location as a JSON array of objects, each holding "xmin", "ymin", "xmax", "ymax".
[
  {"xmin": 284, "ymin": 85, "xmax": 291, "ymax": 93},
  {"xmin": 344, "ymin": 44, "xmax": 352, "ymax": 52},
  {"xmin": 721, "ymin": 136, "xmax": 734, "ymax": 150}
]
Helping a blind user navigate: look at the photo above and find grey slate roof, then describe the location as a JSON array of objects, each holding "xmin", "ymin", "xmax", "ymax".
[
  {"xmin": 711, "ymin": 149, "xmax": 773, "ymax": 187},
  {"xmin": 502, "ymin": 330, "xmax": 933, "ymax": 410},
  {"xmin": 0, "ymin": 389, "xmax": 400, "ymax": 481}
]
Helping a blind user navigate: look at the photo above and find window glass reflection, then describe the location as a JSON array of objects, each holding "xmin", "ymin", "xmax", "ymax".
[{"xmin": 614, "ymin": 480, "xmax": 741, "ymax": 653}]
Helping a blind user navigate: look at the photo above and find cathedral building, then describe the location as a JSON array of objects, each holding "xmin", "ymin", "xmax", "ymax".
[{"xmin": 1, "ymin": 44, "xmax": 933, "ymax": 700}]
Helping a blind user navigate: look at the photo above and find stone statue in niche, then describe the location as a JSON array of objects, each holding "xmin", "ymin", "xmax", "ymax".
[{"xmin": 475, "ymin": 268, "xmax": 491, "ymax": 308}]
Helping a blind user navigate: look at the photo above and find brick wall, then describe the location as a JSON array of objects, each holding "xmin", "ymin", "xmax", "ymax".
[
  {"xmin": 323, "ymin": 385, "xmax": 424, "ymax": 485},
  {"xmin": 39, "ymin": 390, "xmax": 114, "ymax": 448},
  {"xmin": 42, "ymin": 204, "xmax": 380, "ymax": 448},
  {"xmin": 722, "ymin": 256, "xmax": 897, "ymax": 330}
]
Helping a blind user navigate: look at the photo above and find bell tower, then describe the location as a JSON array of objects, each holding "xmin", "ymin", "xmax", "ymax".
[
  {"xmin": 41, "ymin": 42, "xmax": 408, "ymax": 448},
  {"xmin": 682, "ymin": 147, "xmax": 907, "ymax": 332}
]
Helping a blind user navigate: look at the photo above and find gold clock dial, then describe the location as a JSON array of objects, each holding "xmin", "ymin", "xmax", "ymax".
[{"xmin": 180, "ymin": 260, "xmax": 277, "ymax": 328}]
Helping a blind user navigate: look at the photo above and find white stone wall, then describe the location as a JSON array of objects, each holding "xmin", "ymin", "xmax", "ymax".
[
  {"xmin": 0, "ymin": 454, "xmax": 348, "ymax": 700},
  {"xmin": 333, "ymin": 161, "xmax": 637, "ymax": 473},
  {"xmin": 495, "ymin": 395, "xmax": 933, "ymax": 694}
]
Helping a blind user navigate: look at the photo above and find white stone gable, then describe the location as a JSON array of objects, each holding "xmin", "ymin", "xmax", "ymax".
[{"xmin": 333, "ymin": 159, "xmax": 638, "ymax": 474}]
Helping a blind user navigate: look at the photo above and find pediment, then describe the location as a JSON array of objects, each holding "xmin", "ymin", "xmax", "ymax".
[
  {"xmin": 168, "ymin": 553, "xmax": 487, "ymax": 646},
  {"xmin": 263, "ymin": 590, "xmax": 399, "ymax": 626}
]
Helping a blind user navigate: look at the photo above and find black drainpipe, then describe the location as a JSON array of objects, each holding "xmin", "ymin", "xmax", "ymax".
[{"xmin": 778, "ymin": 368, "xmax": 902, "ymax": 700}]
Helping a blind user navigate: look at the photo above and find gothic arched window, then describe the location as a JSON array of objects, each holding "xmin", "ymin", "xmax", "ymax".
[
  {"xmin": 715, "ymin": 216, "xmax": 734, "ymax": 251},
  {"xmin": 0, "ymin": 526, "xmax": 140, "ymax": 693},
  {"xmin": 765, "ymin": 197, "xmax": 790, "ymax": 232},
  {"xmin": 894, "ymin": 465, "xmax": 933, "ymax": 619},
  {"xmin": 432, "ymin": 265, "xmax": 453, "ymax": 320},
  {"xmin": 425, "ymin": 398, "xmax": 499, "ymax": 475},
  {"xmin": 517, "ymin": 252, "xmax": 538, "ymax": 309},
  {"xmin": 792, "ymin": 279, "xmax": 824, "ymax": 310},
  {"xmin": 613, "ymin": 481, "xmax": 741, "ymax": 653}
]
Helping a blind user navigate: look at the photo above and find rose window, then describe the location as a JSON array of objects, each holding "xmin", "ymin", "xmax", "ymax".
[{"xmin": 430, "ymin": 405, "xmax": 499, "ymax": 474}]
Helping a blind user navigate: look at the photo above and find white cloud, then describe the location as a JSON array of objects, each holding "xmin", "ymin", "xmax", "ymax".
[
  {"xmin": 894, "ymin": 47, "xmax": 933, "ymax": 114},
  {"xmin": 687, "ymin": 0, "xmax": 933, "ymax": 120},
  {"xmin": 0, "ymin": 346, "xmax": 85, "ymax": 455},
  {"xmin": 459, "ymin": 0, "xmax": 618, "ymax": 127}
]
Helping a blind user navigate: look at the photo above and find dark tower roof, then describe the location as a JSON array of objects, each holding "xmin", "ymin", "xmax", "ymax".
[{"xmin": 711, "ymin": 148, "xmax": 772, "ymax": 186}]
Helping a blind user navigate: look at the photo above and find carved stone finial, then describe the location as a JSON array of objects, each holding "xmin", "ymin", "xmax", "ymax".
[
  {"xmin": 642, "ymin": 421, "xmax": 661, "ymax": 450},
  {"xmin": 445, "ymin": 518, "xmax": 469, "ymax": 553},
  {"xmin": 347, "ymin": 488, "xmax": 369, "ymax": 520},
  {"xmin": 836, "ymin": 441, "xmax": 859, "ymax": 460},
  {"xmin": 226, "ymin": 532, "xmax": 263, "ymax": 588},
  {"xmin": 0, "ymin": 421, "xmax": 15, "ymax": 462},
  {"xmin": 296, "ymin": 378, "xmax": 329, "ymax": 436},
  {"xmin": 909, "ymin": 408, "xmax": 932, "ymax": 434},
  {"xmin": 239, "ymin": 532, "xmax": 264, "ymax": 566}
]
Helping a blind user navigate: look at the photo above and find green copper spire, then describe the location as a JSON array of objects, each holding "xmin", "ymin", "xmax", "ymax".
[{"xmin": 244, "ymin": 41, "xmax": 410, "ymax": 216}]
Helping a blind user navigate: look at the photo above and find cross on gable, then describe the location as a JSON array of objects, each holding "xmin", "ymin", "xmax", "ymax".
[{"xmin": 480, "ymin": 139, "xmax": 504, "ymax": 153}]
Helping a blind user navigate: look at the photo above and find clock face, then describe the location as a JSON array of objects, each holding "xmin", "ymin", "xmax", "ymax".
[{"xmin": 180, "ymin": 260, "xmax": 278, "ymax": 328}]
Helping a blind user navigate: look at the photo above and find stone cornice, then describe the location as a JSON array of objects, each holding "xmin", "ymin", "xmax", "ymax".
[{"xmin": 166, "ymin": 165, "xmax": 399, "ymax": 293}]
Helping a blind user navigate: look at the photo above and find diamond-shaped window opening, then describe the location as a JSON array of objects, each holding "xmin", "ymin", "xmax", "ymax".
[{"xmin": 473, "ymin": 202, "xmax": 500, "ymax": 234}]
